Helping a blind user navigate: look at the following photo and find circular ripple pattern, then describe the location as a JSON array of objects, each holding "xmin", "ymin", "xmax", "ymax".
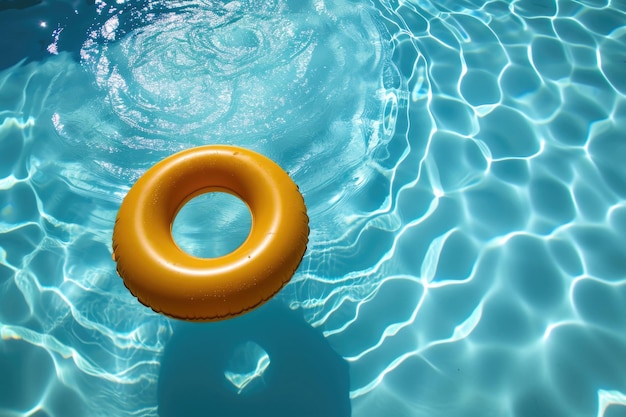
[
  {"xmin": 83, "ymin": 2, "xmax": 310, "ymax": 135},
  {"xmin": 77, "ymin": 0, "xmax": 392, "ymax": 165}
]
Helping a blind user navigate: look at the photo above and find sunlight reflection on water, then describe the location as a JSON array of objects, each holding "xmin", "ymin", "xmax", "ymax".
[{"xmin": 1, "ymin": 0, "xmax": 626, "ymax": 416}]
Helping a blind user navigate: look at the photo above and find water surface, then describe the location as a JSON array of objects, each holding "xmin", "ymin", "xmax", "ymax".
[{"xmin": 1, "ymin": 0, "xmax": 626, "ymax": 416}]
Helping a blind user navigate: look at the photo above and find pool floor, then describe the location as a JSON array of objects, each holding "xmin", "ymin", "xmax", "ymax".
[{"xmin": 1, "ymin": 0, "xmax": 626, "ymax": 416}]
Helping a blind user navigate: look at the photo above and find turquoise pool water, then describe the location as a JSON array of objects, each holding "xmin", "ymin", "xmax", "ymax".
[{"xmin": 1, "ymin": 0, "xmax": 626, "ymax": 416}]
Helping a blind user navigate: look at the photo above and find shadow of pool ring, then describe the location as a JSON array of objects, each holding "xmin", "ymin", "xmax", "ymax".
[{"xmin": 112, "ymin": 145, "xmax": 309, "ymax": 321}]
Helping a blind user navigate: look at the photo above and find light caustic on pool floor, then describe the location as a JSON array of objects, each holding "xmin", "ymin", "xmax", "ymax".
[
  {"xmin": 290, "ymin": 1, "xmax": 626, "ymax": 416},
  {"xmin": 1, "ymin": 0, "xmax": 626, "ymax": 416}
]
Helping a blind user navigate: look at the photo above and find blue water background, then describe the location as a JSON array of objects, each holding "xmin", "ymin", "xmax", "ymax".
[{"xmin": 1, "ymin": 0, "xmax": 626, "ymax": 416}]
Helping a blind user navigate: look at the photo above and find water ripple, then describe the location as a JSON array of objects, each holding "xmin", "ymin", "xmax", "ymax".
[{"xmin": 2, "ymin": 0, "xmax": 626, "ymax": 416}]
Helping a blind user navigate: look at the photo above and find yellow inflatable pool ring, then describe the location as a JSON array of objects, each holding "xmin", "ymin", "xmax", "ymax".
[{"xmin": 112, "ymin": 145, "xmax": 309, "ymax": 321}]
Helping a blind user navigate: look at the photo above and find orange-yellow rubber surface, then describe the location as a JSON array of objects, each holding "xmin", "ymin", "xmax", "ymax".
[{"xmin": 112, "ymin": 145, "xmax": 309, "ymax": 321}]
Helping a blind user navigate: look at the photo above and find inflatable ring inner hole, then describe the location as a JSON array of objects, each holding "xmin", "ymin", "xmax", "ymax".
[{"xmin": 171, "ymin": 191, "xmax": 252, "ymax": 259}]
